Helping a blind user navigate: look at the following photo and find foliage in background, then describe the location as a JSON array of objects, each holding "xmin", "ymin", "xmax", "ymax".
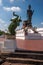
[{"xmin": 0, "ymin": 30, "xmax": 5, "ymax": 36}]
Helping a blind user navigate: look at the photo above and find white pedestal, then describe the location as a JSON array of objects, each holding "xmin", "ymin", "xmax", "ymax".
[
  {"xmin": 2, "ymin": 39, "xmax": 17, "ymax": 53},
  {"xmin": 0, "ymin": 42, "xmax": 4, "ymax": 52}
]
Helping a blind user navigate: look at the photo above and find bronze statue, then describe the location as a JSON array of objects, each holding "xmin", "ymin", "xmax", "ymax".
[{"xmin": 27, "ymin": 5, "xmax": 34, "ymax": 27}]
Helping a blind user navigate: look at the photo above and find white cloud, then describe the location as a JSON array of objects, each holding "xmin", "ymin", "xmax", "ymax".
[
  {"xmin": 3, "ymin": 7, "xmax": 11, "ymax": 11},
  {"xmin": 3, "ymin": 6, "xmax": 21, "ymax": 12},
  {"xmin": 0, "ymin": 19, "xmax": 5, "ymax": 31},
  {"xmin": 10, "ymin": 0, "xmax": 25, "ymax": 2},
  {"xmin": 0, "ymin": 19, "xmax": 9, "ymax": 31},
  {"xmin": 11, "ymin": 7, "xmax": 21, "ymax": 11},
  {"xmin": 0, "ymin": 0, "xmax": 2, "ymax": 6},
  {"xmin": 4, "ymin": 24, "xmax": 8, "ymax": 27},
  {"xmin": 10, "ymin": 0, "xmax": 14, "ymax": 3},
  {"xmin": 0, "ymin": 19, "xmax": 5, "ymax": 24},
  {"xmin": 23, "ymin": 0, "xmax": 25, "ymax": 2},
  {"xmin": 41, "ymin": 22, "xmax": 43, "ymax": 25}
]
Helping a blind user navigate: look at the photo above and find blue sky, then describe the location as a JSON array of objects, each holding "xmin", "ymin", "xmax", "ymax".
[{"xmin": 0, "ymin": 0, "xmax": 43, "ymax": 31}]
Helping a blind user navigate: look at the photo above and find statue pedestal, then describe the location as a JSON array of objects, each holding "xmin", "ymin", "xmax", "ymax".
[
  {"xmin": 16, "ymin": 29, "xmax": 41, "ymax": 40},
  {"xmin": 1, "ymin": 39, "xmax": 17, "ymax": 53},
  {"xmin": 16, "ymin": 29, "xmax": 25, "ymax": 40},
  {"xmin": 16, "ymin": 28, "xmax": 43, "ymax": 51}
]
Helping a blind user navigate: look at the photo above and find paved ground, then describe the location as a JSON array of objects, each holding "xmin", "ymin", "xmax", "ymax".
[{"xmin": 1, "ymin": 62, "xmax": 34, "ymax": 65}]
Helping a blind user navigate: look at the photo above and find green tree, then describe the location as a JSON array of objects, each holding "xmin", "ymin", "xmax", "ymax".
[
  {"xmin": 0, "ymin": 30, "xmax": 5, "ymax": 36},
  {"xmin": 8, "ymin": 12, "xmax": 22, "ymax": 35}
]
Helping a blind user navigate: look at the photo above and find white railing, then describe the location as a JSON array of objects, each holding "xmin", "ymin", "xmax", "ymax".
[
  {"xmin": 16, "ymin": 32, "xmax": 43, "ymax": 40},
  {"xmin": 25, "ymin": 33, "xmax": 43, "ymax": 39}
]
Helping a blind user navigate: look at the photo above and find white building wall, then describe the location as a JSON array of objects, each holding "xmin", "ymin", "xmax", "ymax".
[
  {"xmin": 16, "ymin": 28, "xmax": 43, "ymax": 40},
  {"xmin": 16, "ymin": 29, "xmax": 25, "ymax": 40}
]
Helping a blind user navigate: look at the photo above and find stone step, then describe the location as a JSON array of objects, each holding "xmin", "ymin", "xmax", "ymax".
[
  {"xmin": 9, "ymin": 52, "xmax": 43, "ymax": 60},
  {"xmin": 1, "ymin": 52, "xmax": 43, "ymax": 60},
  {"xmin": 1, "ymin": 61, "xmax": 35, "ymax": 65},
  {"xmin": 0, "ymin": 52, "xmax": 43, "ymax": 65},
  {"xmin": 6, "ymin": 57, "xmax": 43, "ymax": 63},
  {"xmin": 0, "ymin": 59, "xmax": 5, "ymax": 65},
  {"xmin": 15, "ymin": 50, "xmax": 43, "ymax": 54}
]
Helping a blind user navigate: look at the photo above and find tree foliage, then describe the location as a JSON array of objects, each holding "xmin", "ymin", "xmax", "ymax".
[{"xmin": 0, "ymin": 30, "xmax": 5, "ymax": 36}]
